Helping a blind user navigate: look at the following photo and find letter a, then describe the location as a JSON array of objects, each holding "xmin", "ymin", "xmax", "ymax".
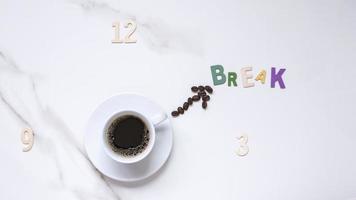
[{"xmin": 255, "ymin": 70, "xmax": 266, "ymax": 84}]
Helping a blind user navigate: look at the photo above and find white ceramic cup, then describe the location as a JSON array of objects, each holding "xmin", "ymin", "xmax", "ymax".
[{"xmin": 102, "ymin": 110, "xmax": 167, "ymax": 164}]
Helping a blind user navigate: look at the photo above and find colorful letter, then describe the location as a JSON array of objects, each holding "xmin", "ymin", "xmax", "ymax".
[
  {"xmin": 271, "ymin": 67, "xmax": 286, "ymax": 89},
  {"xmin": 228, "ymin": 72, "xmax": 237, "ymax": 87},
  {"xmin": 241, "ymin": 67, "xmax": 255, "ymax": 88},
  {"xmin": 211, "ymin": 65, "xmax": 226, "ymax": 86},
  {"xmin": 255, "ymin": 69, "xmax": 266, "ymax": 84}
]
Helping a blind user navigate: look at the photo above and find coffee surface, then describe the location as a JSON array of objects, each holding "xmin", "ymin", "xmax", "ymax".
[{"xmin": 107, "ymin": 115, "xmax": 149, "ymax": 156}]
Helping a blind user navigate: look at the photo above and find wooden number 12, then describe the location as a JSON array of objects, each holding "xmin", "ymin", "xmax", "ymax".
[{"xmin": 112, "ymin": 20, "xmax": 137, "ymax": 43}]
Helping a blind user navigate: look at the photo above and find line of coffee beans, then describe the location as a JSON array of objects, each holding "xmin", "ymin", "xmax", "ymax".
[{"xmin": 171, "ymin": 85, "xmax": 213, "ymax": 117}]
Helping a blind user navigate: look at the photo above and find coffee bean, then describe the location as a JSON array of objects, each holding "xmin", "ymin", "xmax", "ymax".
[
  {"xmin": 178, "ymin": 107, "xmax": 184, "ymax": 114},
  {"xmin": 202, "ymin": 95, "xmax": 210, "ymax": 101},
  {"xmin": 202, "ymin": 101, "xmax": 207, "ymax": 109},
  {"xmin": 191, "ymin": 86, "xmax": 199, "ymax": 92},
  {"xmin": 171, "ymin": 111, "xmax": 179, "ymax": 117},
  {"xmin": 172, "ymin": 84, "xmax": 213, "ymax": 118},
  {"xmin": 183, "ymin": 102, "xmax": 189, "ymax": 110},
  {"xmin": 198, "ymin": 91, "xmax": 206, "ymax": 97},
  {"xmin": 205, "ymin": 85, "xmax": 213, "ymax": 94},
  {"xmin": 192, "ymin": 95, "xmax": 200, "ymax": 101}
]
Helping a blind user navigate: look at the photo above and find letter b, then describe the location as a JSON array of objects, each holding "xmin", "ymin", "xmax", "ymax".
[{"xmin": 211, "ymin": 65, "xmax": 226, "ymax": 86}]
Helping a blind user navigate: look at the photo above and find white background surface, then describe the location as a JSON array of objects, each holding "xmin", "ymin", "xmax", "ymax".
[{"xmin": 0, "ymin": 0, "xmax": 356, "ymax": 199}]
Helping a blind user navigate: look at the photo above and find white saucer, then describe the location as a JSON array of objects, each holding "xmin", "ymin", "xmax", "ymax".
[{"xmin": 84, "ymin": 94, "xmax": 173, "ymax": 182}]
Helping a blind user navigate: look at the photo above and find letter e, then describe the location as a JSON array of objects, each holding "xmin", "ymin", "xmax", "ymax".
[{"xmin": 241, "ymin": 67, "xmax": 255, "ymax": 88}]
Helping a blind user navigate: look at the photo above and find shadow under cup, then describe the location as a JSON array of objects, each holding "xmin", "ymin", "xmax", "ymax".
[{"xmin": 102, "ymin": 111, "xmax": 156, "ymax": 164}]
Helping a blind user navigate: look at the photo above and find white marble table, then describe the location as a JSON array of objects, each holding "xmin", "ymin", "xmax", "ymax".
[{"xmin": 1, "ymin": 0, "xmax": 356, "ymax": 199}]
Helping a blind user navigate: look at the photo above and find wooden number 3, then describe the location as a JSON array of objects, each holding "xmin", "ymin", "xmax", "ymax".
[
  {"xmin": 236, "ymin": 134, "xmax": 249, "ymax": 156},
  {"xmin": 21, "ymin": 128, "xmax": 34, "ymax": 152},
  {"xmin": 112, "ymin": 20, "xmax": 137, "ymax": 43}
]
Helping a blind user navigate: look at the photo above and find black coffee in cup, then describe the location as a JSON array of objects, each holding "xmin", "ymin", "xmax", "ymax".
[{"xmin": 106, "ymin": 115, "xmax": 149, "ymax": 157}]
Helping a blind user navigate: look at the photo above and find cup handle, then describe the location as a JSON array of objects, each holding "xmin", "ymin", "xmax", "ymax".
[{"xmin": 151, "ymin": 112, "xmax": 168, "ymax": 128}]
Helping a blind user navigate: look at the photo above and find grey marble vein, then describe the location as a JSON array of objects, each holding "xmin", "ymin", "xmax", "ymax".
[
  {"xmin": 70, "ymin": 0, "xmax": 203, "ymax": 55},
  {"xmin": 0, "ymin": 91, "xmax": 30, "ymax": 126},
  {"xmin": 0, "ymin": 51, "xmax": 120, "ymax": 200}
]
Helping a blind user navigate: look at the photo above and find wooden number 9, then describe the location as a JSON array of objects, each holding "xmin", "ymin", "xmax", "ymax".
[{"xmin": 21, "ymin": 128, "xmax": 34, "ymax": 152}]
